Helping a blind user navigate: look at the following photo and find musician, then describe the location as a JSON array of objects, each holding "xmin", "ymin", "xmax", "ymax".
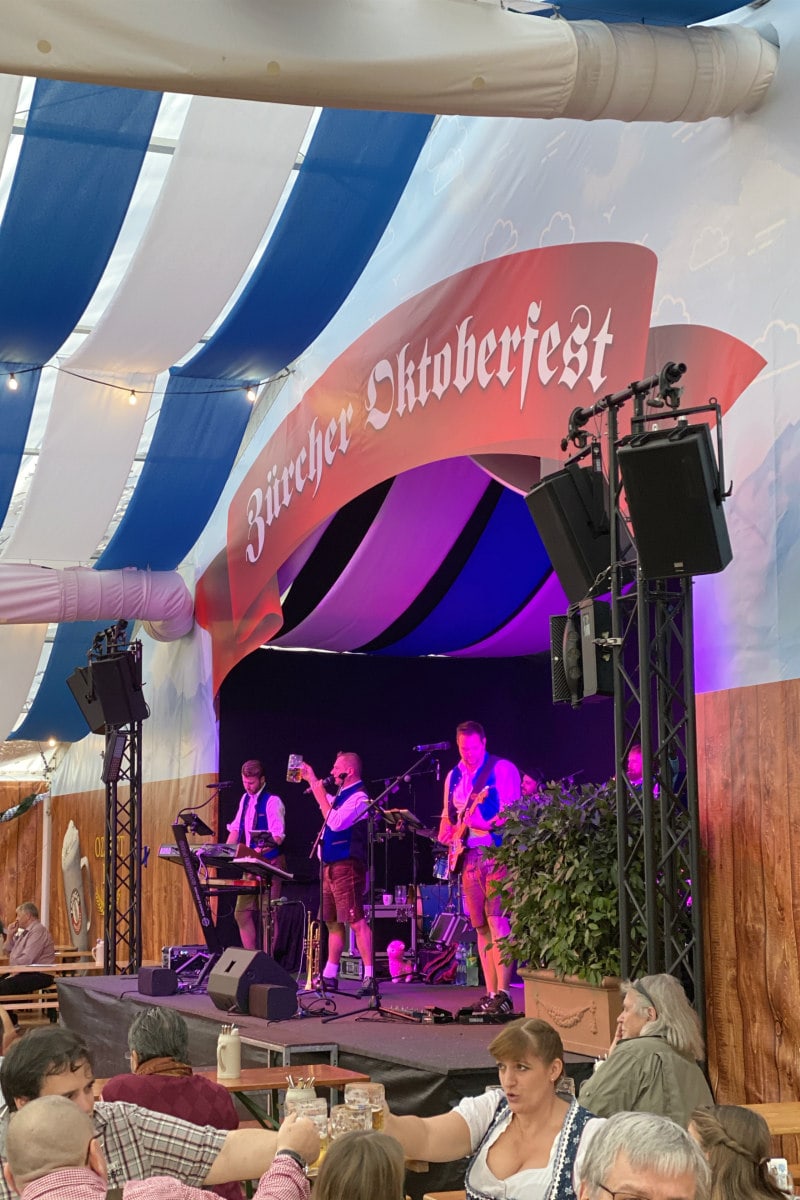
[
  {"xmin": 300, "ymin": 753, "xmax": 374, "ymax": 999},
  {"xmin": 438, "ymin": 721, "xmax": 520, "ymax": 1017},
  {"xmin": 226, "ymin": 759, "xmax": 286, "ymax": 952},
  {"xmin": 520, "ymin": 767, "xmax": 546, "ymax": 801}
]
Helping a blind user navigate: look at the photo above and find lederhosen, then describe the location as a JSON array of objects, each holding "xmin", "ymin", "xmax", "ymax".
[{"xmin": 464, "ymin": 1095, "xmax": 593, "ymax": 1200}]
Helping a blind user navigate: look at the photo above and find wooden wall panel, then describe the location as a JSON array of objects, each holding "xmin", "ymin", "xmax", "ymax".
[
  {"xmin": 699, "ymin": 680, "xmax": 800, "ymax": 1118},
  {"xmin": 44, "ymin": 775, "xmax": 216, "ymax": 961},
  {"xmin": 0, "ymin": 782, "xmax": 47, "ymax": 927}
]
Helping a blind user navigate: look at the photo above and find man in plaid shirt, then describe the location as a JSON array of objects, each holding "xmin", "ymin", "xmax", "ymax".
[
  {"xmin": 0, "ymin": 1030, "xmax": 316, "ymax": 1200},
  {"xmin": 3, "ymin": 1096, "xmax": 312, "ymax": 1200}
]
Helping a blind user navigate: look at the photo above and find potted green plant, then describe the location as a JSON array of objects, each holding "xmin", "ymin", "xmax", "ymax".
[{"xmin": 491, "ymin": 777, "xmax": 645, "ymax": 1055}]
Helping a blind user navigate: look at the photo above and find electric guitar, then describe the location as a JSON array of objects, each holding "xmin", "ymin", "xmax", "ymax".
[{"xmin": 446, "ymin": 788, "xmax": 489, "ymax": 875}]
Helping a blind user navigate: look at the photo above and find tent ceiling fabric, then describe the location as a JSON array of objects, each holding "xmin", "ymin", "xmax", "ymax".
[
  {"xmin": 0, "ymin": 3, "xmax": 776, "ymax": 122},
  {"xmin": 0, "ymin": 0, "xmax": 769, "ymax": 745}
]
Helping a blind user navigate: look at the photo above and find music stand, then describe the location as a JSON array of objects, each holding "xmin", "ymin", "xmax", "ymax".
[{"xmin": 232, "ymin": 845, "xmax": 294, "ymax": 956}]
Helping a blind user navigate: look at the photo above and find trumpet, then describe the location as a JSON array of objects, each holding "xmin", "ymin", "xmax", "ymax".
[{"xmin": 304, "ymin": 913, "xmax": 322, "ymax": 991}]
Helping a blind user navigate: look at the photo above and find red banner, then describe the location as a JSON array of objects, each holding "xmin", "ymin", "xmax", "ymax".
[{"xmin": 196, "ymin": 243, "xmax": 764, "ymax": 692}]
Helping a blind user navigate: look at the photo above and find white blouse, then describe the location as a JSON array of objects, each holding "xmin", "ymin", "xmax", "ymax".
[{"xmin": 453, "ymin": 1091, "xmax": 604, "ymax": 1200}]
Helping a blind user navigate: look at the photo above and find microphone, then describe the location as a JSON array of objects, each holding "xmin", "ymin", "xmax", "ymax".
[
  {"xmin": 304, "ymin": 774, "xmax": 336, "ymax": 794},
  {"xmin": 414, "ymin": 741, "xmax": 451, "ymax": 753},
  {"xmin": 206, "ymin": 781, "xmax": 234, "ymax": 788}
]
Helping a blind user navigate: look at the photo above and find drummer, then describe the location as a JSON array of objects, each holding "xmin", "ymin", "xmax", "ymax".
[
  {"xmin": 226, "ymin": 758, "xmax": 287, "ymax": 951},
  {"xmin": 520, "ymin": 767, "xmax": 546, "ymax": 801}
]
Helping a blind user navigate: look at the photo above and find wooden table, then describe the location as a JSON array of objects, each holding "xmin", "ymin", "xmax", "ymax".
[
  {"xmin": 743, "ymin": 1102, "xmax": 800, "ymax": 1136},
  {"xmin": 97, "ymin": 1063, "xmax": 371, "ymax": 1130},
  {"xmin": 0, "ymin": 961, "xmax": 105, "ymax": 974}
]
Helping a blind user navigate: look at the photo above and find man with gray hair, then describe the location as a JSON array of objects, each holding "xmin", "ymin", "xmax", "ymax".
[
  {"xmin": 578, "ymin": 1111, "xmax": 710, "ymax": 1200},
  {"xmin": 102, "ymin": 1009, "xmax": 242, "ymax": 1200},
  {"xmin": 0, "ymin": 904, "xmax": 55, "ymax": 997},
  {"xmin": 3, "ymin": 1095, "xmax": 313, "ymax": 1200}
]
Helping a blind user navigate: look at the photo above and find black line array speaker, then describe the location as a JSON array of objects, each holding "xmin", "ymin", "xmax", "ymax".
[
  {"xmin": 207, "ymin": 948, "xmax": 296, "ymax": 1014},
  {"xmin": 526, "ymin": 466, "xmax": 631, "ymax": 604},
  {"xmin": 138, "ymin": 966, "xmax": 179, "ymax": 996},
  {"xmin": 66, "ymin": 666, "xmax": 106, "ymax": 735},
  {"xmin": 618, "ymin": 424, "xmax": 732, "ymax": 580},
  {"xmin": 90, "ymin": 654, "xmax": 149, "ymax": 726}
]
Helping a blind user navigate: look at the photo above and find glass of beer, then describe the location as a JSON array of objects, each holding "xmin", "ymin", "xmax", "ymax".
[
  {"xmin": 286, "ymin": 754, "xmax": 304, "ymax": 783},
  {"xmin": 288, "ymin": 1097, "xmax": 328, "ymax": 1173},
  {"xmin": 329, "ymin": 1101, "xmax": 372, "ymax": 1139},
  {"xmin": 344, "ymin": 1083, "xmax": 386, "ymax": 1131}
]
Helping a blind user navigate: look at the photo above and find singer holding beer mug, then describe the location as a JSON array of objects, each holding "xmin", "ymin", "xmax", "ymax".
[
  {"xmin": 226, "ymin": 760, "xmax": 286, "ymax": 952},
  {"xmin": 0, "ymin": 902, "xmax": 56, "ymax": 997},
  {"xmin": 300, "ymin": 753, "xmax": 374, "ymax": 997}
]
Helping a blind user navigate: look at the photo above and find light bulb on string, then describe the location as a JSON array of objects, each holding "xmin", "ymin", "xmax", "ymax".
[
  {"xmin": 246, "ymin": 385, "xmax": 257, "ymax": 403},
  {"xmin": 128, "ymin": 389, "xmax": 137, "ymax": 406},
  {"xmin": 8, "ymin": 373, "xmax": 18, "ymax": 391}
]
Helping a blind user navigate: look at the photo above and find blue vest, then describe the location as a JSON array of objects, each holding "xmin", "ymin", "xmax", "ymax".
[
  {"xmin": 447, "ymin": 754, "xmax": 502, "ymax": 847},
  {"xmin": 237, "ymin": 789, "xmax": 281, "ymax": 860},
  {"xmin": 321, "ymin": 783, "xmax": 368, "ymax": 863},
  {"xmin": 465, "ymin": 1096, "xmax": 593, "ymax": 1200}
]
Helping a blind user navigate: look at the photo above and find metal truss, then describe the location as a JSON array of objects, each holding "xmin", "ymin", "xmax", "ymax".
[
  {"xmin": 613, "ymin": 574, "xmax": 704, "ymax": 1016},
  {"xmin": 563, "ymin": 367, "xmax": 706, "ymax": 1028},
  {"xmin": 94, "ymin": 637, "xmax": 143, "ymax": 975}
]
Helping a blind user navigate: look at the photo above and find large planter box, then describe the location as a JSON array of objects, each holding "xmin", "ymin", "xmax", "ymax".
[{"xmin": 519, "ymin": 968, "xmax": 623, "ymax": 1057}]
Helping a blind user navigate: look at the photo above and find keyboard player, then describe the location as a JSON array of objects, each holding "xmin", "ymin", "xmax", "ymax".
[{"xmin": 225, "ymin": 759, "xmax": 287, "ymax": 951}]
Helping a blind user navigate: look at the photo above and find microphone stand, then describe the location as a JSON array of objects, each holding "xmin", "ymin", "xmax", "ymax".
[{"xmin": 322, "ymin": 754, "xmax": 434, "ymax": 1024}]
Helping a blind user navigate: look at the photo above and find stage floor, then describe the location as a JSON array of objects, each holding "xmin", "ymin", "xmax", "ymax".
[{"xmin": 58, "ymin": 975, "xmax": 592, "ymax": 1199}]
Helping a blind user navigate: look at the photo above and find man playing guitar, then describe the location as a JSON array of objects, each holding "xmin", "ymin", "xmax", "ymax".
[{"xmin": 437, "ymin": 720, "xmax": 521, "ymax": 1016}]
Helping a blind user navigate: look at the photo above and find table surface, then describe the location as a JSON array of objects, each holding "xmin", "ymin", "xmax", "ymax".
[
  {"xmin": 194, "ymin": 1064, "xmax": 371, "ymax": 1092},
  {"xmin": 96, "ymin": 1063, "xmax": 370, "ymax": 1094},
  {"xmin": 743, "ymin": 1101, "xmax": 800, "ymax": 1135},
  {"xmin": 0, "ymin": 961, "xmax": 104, "ymax": 974}
]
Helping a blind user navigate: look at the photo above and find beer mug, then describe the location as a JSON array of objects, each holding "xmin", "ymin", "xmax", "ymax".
[
  {"xmin": 286, "ymin": 754, "xmax": 304, "ymax": 783},
  {"xmin": 289, "ymin": 1098, "xmax": 328, "ymax": 1172},
  {"xmin": 330, "ymin": 1102, "xmax": 371, "ymax": 1139},
  {"xmin": 344, "ymin": 1083, "xmax": 385, "ymax": 1130}
]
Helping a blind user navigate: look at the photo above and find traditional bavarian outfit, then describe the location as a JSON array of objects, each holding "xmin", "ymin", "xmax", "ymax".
[{"xmin": 455, "ymin": 1092, "xmax": 600, "ymax": 1200}]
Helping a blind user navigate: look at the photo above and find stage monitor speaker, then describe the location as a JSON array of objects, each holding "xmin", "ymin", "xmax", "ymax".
[
  {"xmin": 527, "ymin": 466, "xmax": 631, "ymax": 604},
  {"xmin": 66, "ymin": 666, "xmax": 106, "ymax": 735},
  {"xmin": 618, "ymin": 424, "xmax": 732, "ymax": 580},
  {"xmin": 207, "ymin": 948, "xmax": 295, "ymax": 1014},
  {"xmin": 138, "ymin": 966, "xmax": 179, "ymax": 996},
  {"xmin": 90, "ymin": 654, "xmax": 149, "ymax": 727},
  {"xmin": 248, "ymin": 983, "xmax": 297, "ymax": 1021}
]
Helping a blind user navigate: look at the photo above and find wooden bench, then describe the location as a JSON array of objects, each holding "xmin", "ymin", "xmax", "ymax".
[{"xmin": 2, "ymin": 984, "xmax": 60, "ymax": 1026}]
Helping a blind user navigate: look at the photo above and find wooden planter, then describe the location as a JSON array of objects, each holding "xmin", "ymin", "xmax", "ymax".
[{"xmin": 519, "ymin": 968, "xmax": 623, "ymax": 1057}]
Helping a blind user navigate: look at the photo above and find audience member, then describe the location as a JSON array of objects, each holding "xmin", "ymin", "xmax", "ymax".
[
  {"xmin": 3, "ymin": 1095, "xmax": 313, "ymax": 1200},
  {"xmin": 0, "ymin": 905, "xmax": 55, "ymax": 997},
  {"xmin": 0, "ymin": 1028, "xmax": 316, "ymax": 1200},
  {"xmin": 579, "ymin": 973, "xmax": 713, "ymax": 1126},
  {"xmin": 689, "ymin": 1104, "xmax": 785, "ymax": 1200},
  {"xmin": 102, "ymin": 1008, "xmax": 242, "ymax": 1200},
  {"xmin": 313, "ymin": 1130, "xmax": 405, "ymax": 1200},
  {"xmin": 578, "ymin": 1110, "xmax": 709, "ymax": 1200},
  {"xmin": 384, "ymin": 1017, "xmax": 603, "ymax": 1199}
]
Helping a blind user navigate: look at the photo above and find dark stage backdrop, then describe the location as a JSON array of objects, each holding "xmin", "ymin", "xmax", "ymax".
[{"xmin": 218, "ymin": 647, "xmax": 614, "ymax": 937}]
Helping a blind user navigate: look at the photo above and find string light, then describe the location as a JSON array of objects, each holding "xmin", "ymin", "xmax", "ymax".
[
  {"xmin": 8, "ymin": 373, "xmax": 18, "ymax": 391},
  {"xmin": 128, "ymin": 389, "xmax": 137, "ymax": 406},
  {"xmin": 246, "ymin": 385, "xmax": 257, "ymax": 403}
]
